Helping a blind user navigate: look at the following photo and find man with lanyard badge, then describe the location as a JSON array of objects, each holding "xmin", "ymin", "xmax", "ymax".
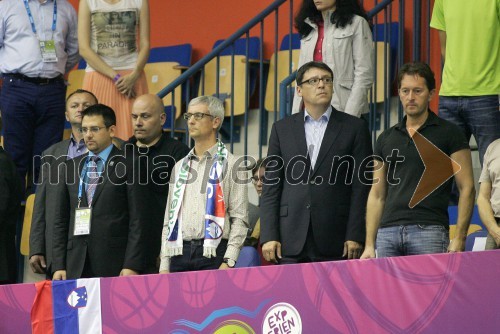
[
  {"xmin": 52, "ymin": 104, "xmax": 145, "ymax": 279},
  {"xmin": 0, "ymin": 0, "xmax": 79, "ymax": 193}
]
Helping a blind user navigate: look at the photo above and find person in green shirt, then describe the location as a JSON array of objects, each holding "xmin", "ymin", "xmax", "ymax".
[{"xmin": 430, "ymin": 0, "xmax": 500, "ymax": 166}]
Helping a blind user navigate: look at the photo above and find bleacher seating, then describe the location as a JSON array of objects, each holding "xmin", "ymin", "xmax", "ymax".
[{"xmin": 199, "ymin": 37, "xmax": 262, "ymax": 117}]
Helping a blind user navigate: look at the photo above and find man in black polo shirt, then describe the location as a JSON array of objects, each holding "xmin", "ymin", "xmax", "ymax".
[
  {"xmin": 126, "ymin": 94, "xmax": 190, "ymax": 273},
  {"xmin": 361, "ymin": 62, "xmax": 475, "ymax": 258}
]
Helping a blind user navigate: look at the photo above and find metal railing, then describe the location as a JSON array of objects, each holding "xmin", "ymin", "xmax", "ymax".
[
  {"xmin": 158, "ymin": 0, "xmax": 292, "ymax": 157},
  {"xmin": 157, "ymin": 0, "xmax": 433, "ymax": 155}
]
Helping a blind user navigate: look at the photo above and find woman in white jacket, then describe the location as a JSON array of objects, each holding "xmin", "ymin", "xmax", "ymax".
[{"xmin": 292, "ymin": 0, "xmax": 373, "ymax": 117}]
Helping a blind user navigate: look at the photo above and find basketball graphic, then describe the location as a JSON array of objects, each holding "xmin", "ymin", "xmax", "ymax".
[
  {"xmin": 302, "ymin": 254, "xmax": 461, "ymax": 332},
  {"xmin": 181, "ymin": 270, "xmax": 217, "ymax": 308},
  {"xmin": 227, "ymin": 265, "xmax": 284, "ymax": 293},
  {"xmin": 213, "ymin": 320, "xmax": 255, "ymax": 334},
  {"xmin": 109, "ymin": 275, "xmax": 169, "ymax": 329},
  {"xmin": 0, "ymin": 284, "xmax": 34, "ymax": 314}
]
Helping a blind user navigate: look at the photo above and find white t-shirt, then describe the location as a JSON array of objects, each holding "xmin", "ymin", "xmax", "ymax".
[{"xmin": 86, "ymin": 0, "xmax": 142, "ymax": 71}]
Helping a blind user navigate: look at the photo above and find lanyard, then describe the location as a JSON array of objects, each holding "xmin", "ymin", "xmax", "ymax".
[
  {"xmin": 23, "ymin": 0, "xmax": 57, "ymax": 38},
  {"xmin": 77, "ymin": 156, "xmax": 100, "ymax": 208}
]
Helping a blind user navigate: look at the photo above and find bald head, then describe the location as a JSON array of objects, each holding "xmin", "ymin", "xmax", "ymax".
[
  {"xmin": 131, "ymin": 94, "xmax": 166, "ymax": 146},
  {"xmin": 133, "ymin": 94, "xmax": 164, "ymax": 116}
]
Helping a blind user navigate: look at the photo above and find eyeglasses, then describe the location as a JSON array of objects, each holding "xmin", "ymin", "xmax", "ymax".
[
  {"xmin": 79, "ymin": 126, "xmax": 107, "ymax": 134},
  {"xmin": 251, "ymin": 176, "xmax": 264, "ymax": 184},
  {"xmin": 183, "ymin": 112, "xmax": 216, "ymax": 121},
  {"xmin": 398, "ymin": 88, "xmax": 426, "ymax": 97},
  {"xmin": 298, "ymin": 76, "xmax": 333, "ymax": 86}
]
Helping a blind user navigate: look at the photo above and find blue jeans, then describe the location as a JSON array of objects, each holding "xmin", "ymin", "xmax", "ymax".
[
  {"xmin": 0, "ymin": 76, "xmax": 66, "ymax": 193},
  {"xmin": 376, "ymin": 225, "xmax": 449, "ymax": 257},
  {"xmin": 438, "ymin": 95, "xmax": 500, "ymax": 165}
]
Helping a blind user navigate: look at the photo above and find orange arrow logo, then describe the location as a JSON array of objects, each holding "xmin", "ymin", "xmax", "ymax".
[{"xmin": 407, "ymin": 128, "xmax": 461, "ymax": 208}]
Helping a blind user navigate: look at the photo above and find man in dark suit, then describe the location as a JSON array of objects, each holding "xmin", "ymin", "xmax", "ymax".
[
  {"xmin": 29, "ymin": 89, "xmax": 98, "ymax": 277},
  {"xmin": 125, "ymin": 94, "xmax": 189, "ymax": 273},
  {"xmin": 52, "ymin": 104, "xmax": 145, "ymax": 279},
  {"xmin": 0, "ymin": 113, "xmax": 22, "ymax": 284},
  {"xmin": 260, "ymin": 61, "xmax": 372, "ymax": 264}
]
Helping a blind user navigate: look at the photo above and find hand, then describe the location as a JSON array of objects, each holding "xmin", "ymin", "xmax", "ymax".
[
  {"xmin": 115, "ymin": 72, "xmax": 138, "ymax": 98},
  {"xmin": 448, "ymin": 236, "xmax": 466, "ymax": 253},
  {"xmin": 53, "ymin": 270, "xmax": 67, "ymax": 280},
  {"xmin": 262, "ymin": 241, "xmax": 282, "ymax": 263},
  {"xmin": 120, "ymin": 268, "xmax": 139, "ymax": 276},
  {"xmin": 489, "ymin": 226, "xmax": 500, "ymax": 247},
  {"xmin": 360, "ymin": 246, "xmax": 376, "ymax": 259},
  {"xmin": 343, "ymin": 240, "xmax": 363, "ymax": 259},
  {"xmin": 159, "ymin": 270, "xmax": 169, "ymax": 274},
  {"xmin": 29, "ymin": 255, "xmax": 47, "ymax": 274},
  {"xmin": 219, "ymin": 262, "xmax": 230, "ymax": 270}
]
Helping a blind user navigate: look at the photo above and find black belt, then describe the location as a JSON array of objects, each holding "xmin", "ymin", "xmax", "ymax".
[
  {"xmin": 183, "ymin": 239, "xmax": 205, "ymax": 246},
  {"xmin": 3, "ymin": 73, "xmax": 63, "ymax": 85}
]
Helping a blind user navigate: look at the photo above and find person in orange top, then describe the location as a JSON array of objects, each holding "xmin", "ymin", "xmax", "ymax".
[{"xmin": 78, "ymin": 0, "xmax": 150, "ymax": 139}]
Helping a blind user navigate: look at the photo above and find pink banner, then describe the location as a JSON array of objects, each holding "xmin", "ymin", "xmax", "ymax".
[{"xmin": 1, "ymin": 250, "xmax": 499, "ymax": 333}]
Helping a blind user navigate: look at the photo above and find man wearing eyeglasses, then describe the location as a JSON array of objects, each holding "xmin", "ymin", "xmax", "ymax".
[
  {"xmin": 261, "ymin": 61, "xmax": 372, "ymax": 264},
  {"xmin": 125, "ymin": 94, "xmax": 189, "ymax": 274},
  {"xmin": 159, "ymin": 96, "xmax": 248, "ymax": 273},
  {"xmin": 52, "ymin": 104, "xmax": 146, "ymax": 279},
  {"xmin": 361, "ymin": 62, "xmax": 475, "ymax": 259}
]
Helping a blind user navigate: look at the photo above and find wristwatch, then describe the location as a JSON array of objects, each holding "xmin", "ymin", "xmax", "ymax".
[{"xmin": 223, "ymin": 258, "xmax": 236, "ymax": 268}]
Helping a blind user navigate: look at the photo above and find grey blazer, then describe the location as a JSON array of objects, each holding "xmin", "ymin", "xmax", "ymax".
[{"xmin": 29, "ymin": 139, "xmax": 72, "ymax": 276}]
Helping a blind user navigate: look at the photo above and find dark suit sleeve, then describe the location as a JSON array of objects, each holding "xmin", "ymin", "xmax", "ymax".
[
  {"xmin": 51, "ymin": 161, "xmax": 71, "ymax": 272},
  {"xmin": 346, "ymin": 120, "xmax": 373, "ymax": 243},
  {"xmin": 260, "ymin": 123, "xmax": 285, "ymax": 244},
  {"xmin": 29, "ymin": 155, "xmax": 50, "ymax": 257},
  {"xmin": 122, "ymin": 157, "xmax": 146, "ymax": 272}
]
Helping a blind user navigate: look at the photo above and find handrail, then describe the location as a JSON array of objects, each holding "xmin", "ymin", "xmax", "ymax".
[
  {"xmin": 368, "ymin": 0, "xmax": 395, "ymax": 17},
  {"xmin": 157, "ymin": 0, "xmax": 286, "ymax": 99},
  {"xmin": 278, "ymin": 0, "xmax": 396, "ymax": 118}
]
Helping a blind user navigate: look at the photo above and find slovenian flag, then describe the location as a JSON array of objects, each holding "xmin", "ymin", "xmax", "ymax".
[{"xmin": 31, "ymin": 278, "xmax": 102, "ymax": 334}]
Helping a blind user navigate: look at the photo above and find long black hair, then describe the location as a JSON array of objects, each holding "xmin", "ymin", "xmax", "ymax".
[{"xmin": 295, "ymin": 0, "xmax": 369, "ymax": 37}]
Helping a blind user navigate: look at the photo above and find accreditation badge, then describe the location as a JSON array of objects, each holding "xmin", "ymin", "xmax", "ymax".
[
  {"xmin": 74, "ymin": 208, "xmax": 92, "ymax": 236},
  {"xmin": 39, "ymin": 40, "xmax": 58, "ymax": 63}
]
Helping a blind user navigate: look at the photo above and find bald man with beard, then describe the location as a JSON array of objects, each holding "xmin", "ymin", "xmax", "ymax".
[{"xmin": 125, "ymin": 94, "xmax": 189, "ymax": 273}]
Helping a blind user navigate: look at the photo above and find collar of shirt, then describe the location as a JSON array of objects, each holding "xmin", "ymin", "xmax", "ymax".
[
  {"xmin": 88, "ymin": 144, "xmax": 113, "ymax": 165},
  {"xmin": 396, "ymin": 109, "xmax": 439, "ymax": 134},
  {"xmin": 187, "ymin": 141, "xmax": 219, "ymax": 162},
  {"xmin": 68, "ymin": 132, "xmax": 87, "ymax": 159},
  {"xmin": 304, "ymin": 106, "xmax": 332, "ymax": 124}
]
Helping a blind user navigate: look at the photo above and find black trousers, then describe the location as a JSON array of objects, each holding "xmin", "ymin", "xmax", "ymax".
[{"xmin": 170, "ymin": 239, "xmax": 228, "ymax": 273}]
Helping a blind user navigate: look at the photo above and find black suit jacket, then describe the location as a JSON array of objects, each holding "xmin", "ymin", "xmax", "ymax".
[
  {"xmin": 52, "ymin": 146, "xmax": 146, "ymax": 278},
  {"xmin": 30, "ymin": 138, "xmax": 125, "ymax": 276},
  {"xmin": 0, "ymin": 148, "xmax": 21, "ymax": 282},
  {"xmin": 260, "ymin": 109, "xmax": 372, "ymax": 258}
]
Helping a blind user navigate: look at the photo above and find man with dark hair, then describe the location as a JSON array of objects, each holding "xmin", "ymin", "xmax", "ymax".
[
  {"xmin": 29, "ymin": 89, "xmax": 99, "ymax": 277},
  {"xmin": 361, "ymin": 62, "xmax": 475, "ymax": 259},
  {"xmin": 0, "ymin": 111, "xmax": 22, "ymax": 284},
  {"xmin": 261, "ymin": 61, "xmax": 372, "ymax": 264},
  {"xmin": 52, "ymin": 104, "xmax": 146, "ymax": 279},
  {"xmin": 126, "ymin": 94, "xmax": 189, "ymax": 273}
]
